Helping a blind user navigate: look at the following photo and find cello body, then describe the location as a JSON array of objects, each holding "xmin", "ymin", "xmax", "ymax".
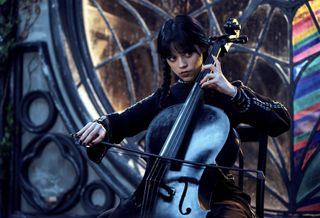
[{"xmin": 142, "ymin": 104, "xmax": 230, "ymax": 217}]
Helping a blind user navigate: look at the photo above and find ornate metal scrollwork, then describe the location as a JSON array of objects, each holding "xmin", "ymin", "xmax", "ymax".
[
  {"xmin": 20, "ymin": 133, "xmax": 87, "ymax": 213},
  {"xmin": 18, "ymin": 90, "xmax": 57, "ymax": 133},
  {"xmin": 81, "ymin": 180, "xmax": 116, "ymax": 215}
]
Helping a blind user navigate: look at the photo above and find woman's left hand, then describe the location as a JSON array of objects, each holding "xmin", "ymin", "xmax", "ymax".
[{"xmin": 200, "ymin": 56, "xmax": 237, "ymax": 97}]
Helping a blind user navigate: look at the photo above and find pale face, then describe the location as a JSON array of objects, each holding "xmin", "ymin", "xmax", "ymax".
[{"xmin": 166, "ymin": 48, "xmax": 203, "ymax": 82}]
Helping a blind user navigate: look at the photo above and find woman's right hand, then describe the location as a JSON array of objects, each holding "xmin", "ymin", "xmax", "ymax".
[
  {"xmin": 200, "ymin": 56, "xmax": 237, "ymax": 97},
  {"xmin": 76, "ymin": 121, "xmax": 107, "ymax": 146}
]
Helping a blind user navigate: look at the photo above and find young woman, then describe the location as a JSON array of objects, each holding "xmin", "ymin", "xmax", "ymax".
[{"xmin": 76, "ymin": 15, "xmax": 291, "ymax": 218}]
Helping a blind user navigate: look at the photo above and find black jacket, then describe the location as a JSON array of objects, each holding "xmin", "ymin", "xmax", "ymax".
[{"xmin": 106, "ymin": 80, "xmax": 290, "ymax": 144}]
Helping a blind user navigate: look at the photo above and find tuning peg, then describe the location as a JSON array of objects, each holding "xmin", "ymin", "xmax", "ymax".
[{"xmin": 224, "ymin": 18, "xmax": 241, "ymax": 35}]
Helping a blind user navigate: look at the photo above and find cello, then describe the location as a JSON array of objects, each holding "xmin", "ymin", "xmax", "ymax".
[{"xmin": 138, "ymin": 18, "xmax": 248, "ymax": 218}]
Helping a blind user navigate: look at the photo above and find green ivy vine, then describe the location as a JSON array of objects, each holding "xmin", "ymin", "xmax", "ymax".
[
  {"xmin": 0, "ymin": 0, "xmax": 15, "ymax": 69},
  {"xmin": 0, "ymin": 0, "xmax": 15, "ymax": 159},
  {"xmin": 0, "ymin": 104, "xmax": 13, "ymax": 158}
]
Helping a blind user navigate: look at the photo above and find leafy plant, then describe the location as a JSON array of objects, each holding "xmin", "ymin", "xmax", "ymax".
[
  {"xmin": 0, "ymin": 0, "xmax": 15, "ymax": 157},
  {"xmin": 0, "ymin": 104, "xmax": 13, "ymax": 158},
  {"xmin": 0, "ymin": 0, "xmax": 7, "ymax": 6},
  {"xmin": 0, "ymin": 0, "xmax": 15, "ymax": 67}
]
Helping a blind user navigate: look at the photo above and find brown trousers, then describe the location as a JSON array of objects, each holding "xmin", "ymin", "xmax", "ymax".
[{"xmin": 207, "ymin": 200, "xmax": 255, "ymax": 218}]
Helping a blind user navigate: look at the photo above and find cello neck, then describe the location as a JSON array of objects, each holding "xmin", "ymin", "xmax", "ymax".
[{"xmin": 195, "ymin": 42, "xmax": 222, "ymax": 83}]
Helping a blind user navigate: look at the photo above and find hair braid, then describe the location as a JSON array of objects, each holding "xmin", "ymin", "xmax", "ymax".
[{"xmin": 159, "ymin": 60, "xmax": 171, "ymax": 108}]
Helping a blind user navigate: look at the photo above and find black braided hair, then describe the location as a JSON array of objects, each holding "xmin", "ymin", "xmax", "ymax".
[
  {"xmin": 157, "ymin": 15, "xmax": 209, "ymax": 108},
  {"xmin": 159, "ymin": 59, "xmax": 172, "ymax": 108}
]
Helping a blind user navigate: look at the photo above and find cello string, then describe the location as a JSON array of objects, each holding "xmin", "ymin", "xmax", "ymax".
[
  {"xmin": 162, "ymin": 84, "xmax": 201, "ymax": 158},
  {"xmin": 142, "ymin": 151, "xmax": 166, "ymax": 216},
  {"xmin": 168, "ymin": 86, "xmax": 202, "ymax": 159},
  {"xmin": 142, "ymin": 157, "xmax": 168, "ymax": 217},
  {"xmin": 143, "ymin": 159, "xmax": 160, "ymax": 217}
]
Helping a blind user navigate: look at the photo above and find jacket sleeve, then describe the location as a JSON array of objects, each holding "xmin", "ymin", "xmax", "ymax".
[
  {"xmin": 86, "ymin": 90, "xmax": 161, "ymax": 163},
  {"xmin": 103, "ymin": 89, "xmax": 162, "ymax": 144},
  {"xmin": 230, "ymin": 81, "xmax": 291, "ymax": 137}
]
